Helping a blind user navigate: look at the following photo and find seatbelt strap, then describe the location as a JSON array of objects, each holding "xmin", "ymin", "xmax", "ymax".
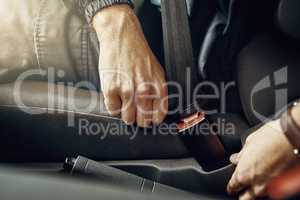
[
  {"xmin": 161, "ymin": 0, "xmax": 227, "ymax": 169},
  {"xmin": 161, "ymin": 0, "xmax": 200, "ymax": 121}
]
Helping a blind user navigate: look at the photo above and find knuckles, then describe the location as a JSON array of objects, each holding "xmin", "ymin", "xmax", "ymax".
[
  {"xmin": 103, "ymin": 86, "xmax": 120, "ymax": 98},
  {"xmin": 136, "ymin": 84, "xmax": 152, "ymax": 96},
  {"xmin": 121, "ymin": 87, "xmax": 134, "ymax": 100}
]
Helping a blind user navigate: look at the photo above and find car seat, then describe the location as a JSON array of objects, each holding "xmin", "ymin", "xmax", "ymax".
[{"xmin": 0, "ymin": 0, "xmax": 299, "ymax": 198}]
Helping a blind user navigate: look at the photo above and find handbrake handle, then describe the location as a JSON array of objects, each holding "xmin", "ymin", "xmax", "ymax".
[{"xmin": 64, "ymin": 156, "xmax": 199, "ymax": 197}]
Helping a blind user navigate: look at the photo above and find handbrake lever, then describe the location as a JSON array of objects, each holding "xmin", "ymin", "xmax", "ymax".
[
  {"xmin": 161, "ymin": 0, "xmax": 228, "ymax": 171},
  {"xmin": 64, "ymin": 156, "xmax": 198, "ymax": 197}
]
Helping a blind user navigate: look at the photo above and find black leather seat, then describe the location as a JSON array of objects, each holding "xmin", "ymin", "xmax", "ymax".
[{"xmin": 0, "ymin": 81, "xmax": 191, "ymax": 162}]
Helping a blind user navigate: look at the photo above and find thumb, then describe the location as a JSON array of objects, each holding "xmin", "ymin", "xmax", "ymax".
[{"xmin": 230, "ymin": 153, "xmax": 240, "ymax": 165}]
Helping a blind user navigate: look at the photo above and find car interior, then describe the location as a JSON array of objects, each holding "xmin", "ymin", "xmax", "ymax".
[{"xmin": 0, "ymin": 0, "xmax": 299, "ymax": 199}]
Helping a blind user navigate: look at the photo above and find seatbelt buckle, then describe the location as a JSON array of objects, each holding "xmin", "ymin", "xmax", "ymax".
[{"xmin": 177, "ymin": 112, "xmax": 206, "ymax": 133}]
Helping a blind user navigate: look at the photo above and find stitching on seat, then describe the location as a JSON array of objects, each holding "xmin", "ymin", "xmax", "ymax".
[
  {"xmin": 81, "ymin": 25, "xmax": 89, "ymax": 81},
  {"xmin": 33, "ymin": 0, "xmax": 48, "ymax": 71},
  {"xmin": 0, "ymin": 105, "xmax": 120, "ymax": 121}
]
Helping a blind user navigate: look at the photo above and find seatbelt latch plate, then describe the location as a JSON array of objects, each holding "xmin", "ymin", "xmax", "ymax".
[{"xmin": 177, "ymin": 112, "xmax": 206, "ymax": 133}]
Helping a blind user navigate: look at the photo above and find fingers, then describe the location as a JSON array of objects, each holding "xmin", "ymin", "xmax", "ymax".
[
  {"xmin": 239, "ymin": 189, "xmax": 255, "ymax": 200},
  {"xmin": 230, "ymin": 153, "xmax": 240, "ymax": 165},
  {"xmin": 228, "ymin": 164, "xmax": 266, "ymax": 198},
  {"xmin": 103, "ymin": 79, "xmax": 166, "ymax": 127},
  {"xmin": 239, "ymin": 184, "xmax": 267, "ymax": 200},
  {"xmin": 152, "ymin": 84, "xmax": 168, "ymax": 125},
  {"xmin": 252, "ymin": 183, "xmax": 267, "ymax": 198},
  {"xmin": 103, "ymin": 89, "xmax": 122, "ymax": 116},
  {"xmin": 228, "ymin": 149, "xmax": 249, "ymax": 194},
  {"xmin": 120, "ymin": 86, "xmax": 136, "ymax": 125},
  {"xmin": 227, "ymin": 169, "xmax": 252, "ymax": 195},
  {"xmin": 230, "ymin": 148, "xmax": 245, "ymax": 165},
  {"xmin": 136, "ymin": 84, "xmax": 153, "ymax": 127},
  {"xmin": 100, "ymin": 66, "xmax": 167, "ymax": 127},
  {"xmin": 100, "ymin": 70, "xmax": 122, "ymax": 116}
]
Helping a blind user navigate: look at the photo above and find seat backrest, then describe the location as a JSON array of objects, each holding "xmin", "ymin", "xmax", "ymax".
[
  {"xmin": 237, "ymin": 0, "xmax": 300, "ymax": 126},
  {"xmin": 276, "ymin": 0, "xmax": 300, "ymax": 40}
]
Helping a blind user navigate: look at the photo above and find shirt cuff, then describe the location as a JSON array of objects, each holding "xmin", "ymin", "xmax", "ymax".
[{"xmin": 79, "ymin": 0, "xmax": 134, "ymax": 23}]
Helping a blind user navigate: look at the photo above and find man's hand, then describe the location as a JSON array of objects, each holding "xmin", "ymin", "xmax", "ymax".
[
  {"xmin": 93, "ymin": 5, "xmax": 168, "ymax": 127},
  {"xmin": 227, "ymin": 120, "xmax": 300, "ymax": 200}
]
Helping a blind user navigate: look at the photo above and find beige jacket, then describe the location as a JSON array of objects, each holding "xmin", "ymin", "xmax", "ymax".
[{"xmin": 0, "ymin": 0, "xmax": 143, "ymax": 86}]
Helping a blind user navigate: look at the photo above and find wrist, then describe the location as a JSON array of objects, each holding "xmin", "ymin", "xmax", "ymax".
[
  {"xmin": 281, "ymin": 101, "xmax": 300, "ymax": 155},
  {"xmin": 84, "ymin": 0, "xmax": 134, "ymax": 23},
  {"xmin": 92, "ymin": 5, "xmax": 139, "ymax": 40},
  {"xmin": 269, "ymin": 120, "xmax": 298, "ymax": 162},
  {"xmin": 291, "ymin": 102, "xmax": 300, "ymax": 128}
]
